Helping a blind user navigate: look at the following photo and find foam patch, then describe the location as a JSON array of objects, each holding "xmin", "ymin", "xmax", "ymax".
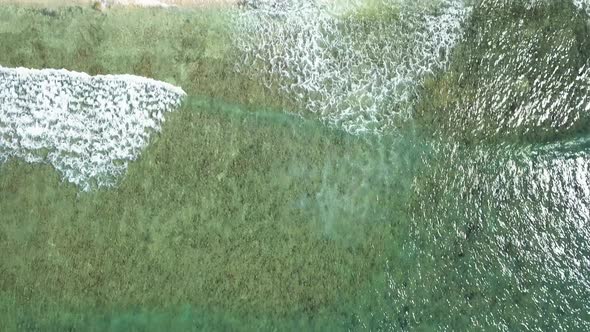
[
  {"xmin": 574, "ymin": 0, "xmax": 590, "ymax": 18},
  {"xmin": 0, "ymin": 66, "xmax": 185, "ymax": 191},
  {"xmin": 235, "ymin": 0, "xmax": 471, "ymax": 135}
]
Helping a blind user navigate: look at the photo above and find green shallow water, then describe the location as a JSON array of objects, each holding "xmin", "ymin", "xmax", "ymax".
[{"xmin": 1, "ymin": 1, "xmax": 590, "ymax": 331}]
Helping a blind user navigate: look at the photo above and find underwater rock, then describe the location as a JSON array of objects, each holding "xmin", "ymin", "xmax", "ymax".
[{"xmin": 0, "ymin": 66, "xmax": 185, "ymax": 191}]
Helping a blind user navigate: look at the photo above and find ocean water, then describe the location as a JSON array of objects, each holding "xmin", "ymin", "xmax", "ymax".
[{"xmin": 1, "ymin": 0, "xmax": 590, "ymax": 331}]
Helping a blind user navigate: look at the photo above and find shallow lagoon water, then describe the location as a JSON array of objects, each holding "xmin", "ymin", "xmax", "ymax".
[{"xmin": 1, "ymin": 0, "xmax": 590, "ymax": 331}]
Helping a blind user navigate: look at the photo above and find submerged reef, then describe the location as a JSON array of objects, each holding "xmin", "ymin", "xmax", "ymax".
[{"xmin": 1, "ymin": 1, "xmax": 590, "ymax": 331}]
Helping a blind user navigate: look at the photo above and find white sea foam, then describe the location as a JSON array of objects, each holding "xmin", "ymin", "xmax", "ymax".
[
  {"xmin": 574, "ymin": 0, "xmax": 589, "ymax": 11},
  {"xmin": 235, "ymin": 0, "xmax": 471, "ymax": 135},
  {"xmin": 0, "ymin": 66, "xmax": 185, "ymax": 191}
]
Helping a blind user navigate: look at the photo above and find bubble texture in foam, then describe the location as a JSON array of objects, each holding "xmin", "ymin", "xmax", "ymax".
[
  {"xmin": 0, "ymin": 66, "xmax": 185, "ymax": 191},
  {"xmin": 574, "ymin": 0, "xmax": 589, "ymax": 12},
  {"xmin": 234, "ymin": 0, "xmax": 471, "ymax": 135}
]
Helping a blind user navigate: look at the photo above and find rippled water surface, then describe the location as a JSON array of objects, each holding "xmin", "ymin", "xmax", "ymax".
[{"xmin": 1, "ymin": 0, "xmax": 590, "ymax": 331}]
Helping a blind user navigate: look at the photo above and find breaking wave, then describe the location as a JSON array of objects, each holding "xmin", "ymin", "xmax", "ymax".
[{"xmin": 234, "ymin": 0, "xmax": 471, "ymax": 135}]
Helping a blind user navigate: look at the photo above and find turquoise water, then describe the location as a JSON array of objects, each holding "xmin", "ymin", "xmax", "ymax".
[{"xmin": 2, "ymin": 0, "xmax": 590, "ymax": 331}]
